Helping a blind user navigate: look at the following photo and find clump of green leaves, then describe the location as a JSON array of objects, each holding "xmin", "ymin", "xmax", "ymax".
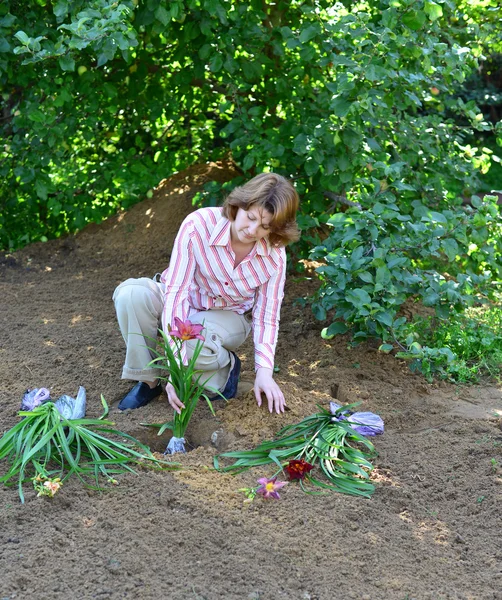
[
  {"xmin": 311, "ymin": 193, "xmax": 501, "ymax": 339},
  {"xmin": 144, "ymin": 321, "xmax": 218, "ymax": 454},
  {"xmin": 1, "ymin": 0, "xmax": 500, "ymax": 252},
  {"xmin": 310, "ymin": 191, "xmax": 502, "ymax": 380},
  {"xmin": 395, "ymin": 305, "xmax": 502, "ymax": 382},
  {"xmin": 215, "ymin": 405, "xmax": 377, "ymax": 498},
  {"xmin": 0, "ymin": 396, "xmax": 172, "ymax": 503}
]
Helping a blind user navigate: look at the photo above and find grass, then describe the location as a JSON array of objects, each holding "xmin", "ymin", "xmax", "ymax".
[{"xmin": 407, "ymin": 303, "xmax": 502, "ymax": 383}]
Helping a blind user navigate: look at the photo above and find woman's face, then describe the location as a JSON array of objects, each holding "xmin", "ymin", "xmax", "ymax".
[{"xmin": 230, "ymin": 205, "xmax": 273, "ymax": 246}]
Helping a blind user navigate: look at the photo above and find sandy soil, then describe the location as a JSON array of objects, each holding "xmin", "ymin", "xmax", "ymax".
[{"xmin": 1, "ymin": 162, "xmax": 501, "ymax": 600}]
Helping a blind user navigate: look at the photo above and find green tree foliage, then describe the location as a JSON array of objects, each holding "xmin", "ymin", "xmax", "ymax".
[{"xmin": 1, "ymin": 0, "xmax": 501, "ymax": 374}]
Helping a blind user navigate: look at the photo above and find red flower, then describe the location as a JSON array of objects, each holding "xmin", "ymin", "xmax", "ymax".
[
  {"xmin": 284, "ymin": 459, "xmax": 314, "ymax": 480},
  {"xmin": 169, "ymin": 317, "xmax": 205, "ymax": 342}
]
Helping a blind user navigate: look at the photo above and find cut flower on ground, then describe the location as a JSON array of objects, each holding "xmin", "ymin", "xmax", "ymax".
[
  {"xmin": 215, "ymin": 404, "xmax": 379, "ymax": 498},
  {"xmin": 256, "ymin": 476, "xmax": 288, "ymax": 499}
]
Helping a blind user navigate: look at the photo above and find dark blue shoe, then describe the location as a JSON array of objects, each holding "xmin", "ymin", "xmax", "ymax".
[
  {"xmin": 118, "ymin": 382, "xmax": 162, "ymax": 410},
  {"xmin": 208, "ymin": 352, "xmax": 241, "ymax": 401}
]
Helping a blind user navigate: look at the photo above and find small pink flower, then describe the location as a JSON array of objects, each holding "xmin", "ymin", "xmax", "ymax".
[
  {"xmin": 256, "ymin": 476, "xmax": 287, "ymax": 500},
  {"xmin": 169, "ymin": 317, "xmax": 205, "ymax": 342},
  {"xmin": 40, "ymin": 478, "xmax": 62, "ymax": 497}
]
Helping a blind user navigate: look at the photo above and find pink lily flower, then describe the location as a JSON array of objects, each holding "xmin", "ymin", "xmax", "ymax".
[
  {"xmin": 256, "ymin": 476, "xmax": 287, "ymax": 500},
  {"xmin": 169, "ymin": 317, "xmax": 205, "ymax": 342},
  {"xmin": 43, "ymin": 479, "xmax": 62, "ymax": 497}
]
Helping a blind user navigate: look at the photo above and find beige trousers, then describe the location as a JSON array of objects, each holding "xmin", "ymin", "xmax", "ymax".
[{"xmin": 113, "ymin": 277, "xmax": 251, "ymax": 391}]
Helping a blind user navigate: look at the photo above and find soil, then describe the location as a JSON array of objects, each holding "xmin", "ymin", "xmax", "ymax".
[{"xmin": 1, "ymin": 162, "xmax": 502, "ymax": 600}]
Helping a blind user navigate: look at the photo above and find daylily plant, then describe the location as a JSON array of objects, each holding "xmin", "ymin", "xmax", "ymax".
[
  {"xmin": 146, "ymin": 318, "xmax": 219, "ymax": 454},
  {"xmin": 0, "ymin": 396, "xmax": 168, "ymax": 503},
  {"xmin": 215, "ymin": 403, "xmax": 380, "ymax": 498}
]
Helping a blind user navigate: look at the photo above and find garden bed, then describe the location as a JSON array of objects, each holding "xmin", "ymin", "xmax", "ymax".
[{"xmin": 1, "ymin": 163, "xmax": 501, "ymax": 599}]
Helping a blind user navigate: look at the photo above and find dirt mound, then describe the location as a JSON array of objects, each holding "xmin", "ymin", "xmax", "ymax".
[{"xmin": 1, "ymin": 162, "xmax": 501, "ymax": 600}]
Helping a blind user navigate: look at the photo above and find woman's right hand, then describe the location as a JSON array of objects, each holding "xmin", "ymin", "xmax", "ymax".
[{"xmin": 165, "ymin": 382, "xmax": 185, "ymax": 415}]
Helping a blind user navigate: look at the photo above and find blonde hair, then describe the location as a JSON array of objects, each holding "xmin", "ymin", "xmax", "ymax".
[{"xmin": 222, "ymin": 173, "xmax": 300, "ymax": 246}]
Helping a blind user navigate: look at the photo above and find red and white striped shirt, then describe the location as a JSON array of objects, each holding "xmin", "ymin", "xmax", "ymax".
[{"xmin": 160, "ymin": 207, "xmax": 286, "ymax": 371}]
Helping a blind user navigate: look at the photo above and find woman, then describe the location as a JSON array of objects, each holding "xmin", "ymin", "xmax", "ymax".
[{"xmin": 113, "ymin": 172, "xmax": 300, "ymax": 415}]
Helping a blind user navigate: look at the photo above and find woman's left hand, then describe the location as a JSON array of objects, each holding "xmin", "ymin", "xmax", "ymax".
[{"xmin": 254, "ymin": 367, "xmax": 286, "ymax": 414}]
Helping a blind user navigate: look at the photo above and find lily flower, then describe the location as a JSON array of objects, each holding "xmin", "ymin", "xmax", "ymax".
[
  {"xmin": 284, "ymin": 458, "xmax": 314, "ymax": 480},
  {"xmin": 256, "ymin": 476, "xmax": 287, "ymax": 500},
  {"xmin": 169, "ymin": 317, "xmax": 205, "ymax": 342},
  {"xmin": 42, "ymin": 478, "xmax": 62, "ymax": 497}
]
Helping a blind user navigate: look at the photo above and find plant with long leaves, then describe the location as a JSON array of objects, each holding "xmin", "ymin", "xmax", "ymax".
[
  {"xmin": 0, "ymin": 396, "xmax": 172, "ymax": 503},
  {"xmin": 145, "ymin": 318, "xmax": 219, "ymax": 454},
  {"xmin": 215, "ymin": 404, "xmax": 377, "ymax": 498}
]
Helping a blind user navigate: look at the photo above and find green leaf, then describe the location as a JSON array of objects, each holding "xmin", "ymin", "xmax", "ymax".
[
  {"xmin": 423, "ymin": 211, "xmax": 447, "ymax": 224},
  {"xmin": 97, "ymin": 53, "xmax": 108, "ymax": 68},
  {"xmin": 35, "ymin": 180, "xmax": 48, "ymax": 200},
  {"xmin": 0, "ymin": 13, "xmax": 17, "ymax": 27},
  {"xmin": 331, "ymin": 55, "xmax": 357, "ymax": 68},
  {"xmin": 242, "ymin": 154, "xmax": 254, "ymax": 171},
  {"xmin": 198, "ymin": 44, "xmax": 211, "ymax": 60},
  {"xmin": 305, "ymin": 158, "xmax": 319, "ymax": 177},
  {"xmin": 365, "ymin": 65, "xmax": 388, "ymax": 82},
  {"xmin": 312, "ymin": 304, "xmax": 327, "ymax": 321},
  {"xmin": 366, "ymin": 138, "xmax": 381, "ymax": 151},
  {"xmin": 381, "ymin": 8, "xmax": 398, "ymax": 29},
  {"xmin": 155, "ymin": 5, "xmax": 170, "ymax": 26},
  {"xmin": 376, "ymin": 266, "xmax": 391, "ymax": 286},
  {"xmin": 424, "ymin": 1, "xmax": 443, "ymax": 21},
  {"xmin": 209, "ymin": 53, "xmax": 223, "ymax": 72},
  {"xmin": 58, "ymin": 54, "xmax": 75, "ymax": 71},
  {"xmin": 53, "ymin": 1, "xmax": 69, "ymax": 19},
  {"xmin": 402, "ymin": 11, "xmax": 426, "ymax": 30},
  {"xmin": 441, "ymin": 239, "xmax": 459, "ymax": 262},
  {"xmin": 375, "ymin": 311, "xmax": 393, "ymax": 327},
  {"xmin": 379, "ymin": 343, "xmax": 394, "ymax": 353},
  {"xmin": 330, "ymin": 96, "xmax": 352, "ymax": 118},
  {"xmin": 299, "ymin": 25, "xmax": 318, "ymax": 44},
  {"xmin": 346, "ymin": 288, "xmax": 371, "ymax": 308},
  {"xmin": 14, "ymin": 30, "xmax": 30, "ymax": 45},
  {"xmin": 393, "ymin": 317, "xmax": 407, "ymax": 329},
  {"xmin": 341, "ymin": 128, "xmax": 361, "ymax": 151},
  {"xmin": 27, "ymin": 110, "xmax": 45, "ymax": 123},
  {"xmin": 158, "ymin": 422, "xmax": 174, "ymax": 435},
  {"xmin": 422, "ymin": 292, "xmax": 439, "ymax": 306},
  {"xmin": 322, "ymin": 322, "xmax": 349, "ymax": 339},
  {"xmin": 358, "ymin": 272, "xmax": 373, "ymax": 284},
  {"xmin": 293, "ymin": 133, "xmax": 309, "ymax": 155}
]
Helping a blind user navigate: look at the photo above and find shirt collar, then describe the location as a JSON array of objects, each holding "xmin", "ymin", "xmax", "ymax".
[{"xmin": 209, "ymin": 215, "xmax": 271, "ymax": 257}]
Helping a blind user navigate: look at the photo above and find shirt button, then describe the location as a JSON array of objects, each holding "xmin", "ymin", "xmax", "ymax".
[{"xmin": 224, "ymin": 282, "xmax": 229, "ymax": 285}]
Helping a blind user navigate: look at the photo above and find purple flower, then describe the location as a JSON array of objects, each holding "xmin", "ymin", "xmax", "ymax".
[
  {"xmin": 169, "ymin": 317, "xmax": 205, "ymax": 342},
  {"xmin": 256, "ymin": 476, "xmax": 287, "ymax": 500}
]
